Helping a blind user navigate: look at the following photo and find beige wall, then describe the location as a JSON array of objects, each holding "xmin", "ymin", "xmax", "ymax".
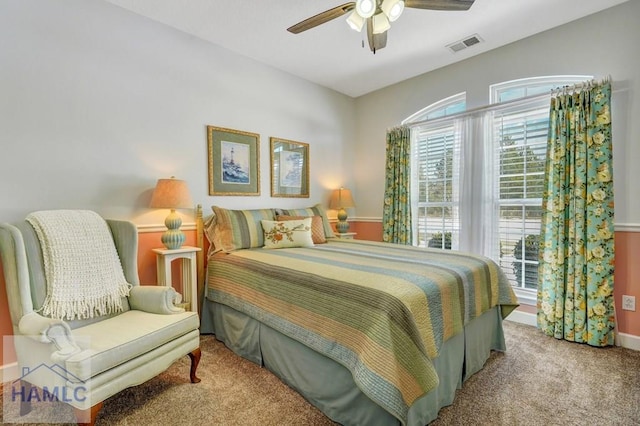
[
  {"xmin": 0, "ymin": 0, "xmax": 356, "ymax": 225},
  {"xmin": 0, "ymin": 0, "xmax": 355, "ymax": 374}
]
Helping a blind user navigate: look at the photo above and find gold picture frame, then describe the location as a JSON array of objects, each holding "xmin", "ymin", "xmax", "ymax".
[
  {"xmin": 207, "ymin": 125, "xmax": 260, "ymax": 196},
  {"xmin": 270, "ymin": 137, "xmax": 309, "ymax": 198}
]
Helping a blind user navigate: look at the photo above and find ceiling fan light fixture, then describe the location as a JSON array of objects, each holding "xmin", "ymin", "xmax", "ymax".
[
  {"xmin": 355, "ymin": 0, "xmax": 376, "ymax": 18},
  {"xmin": 372, "ymin": 12, "xmax": 391, "ymax": 34},
  {"xmin": 381, "ymin": 0, "xmax": 404, "ymax": 22},
  {"xmin": 346, "ymin": 10, "xmax": 365, "ymax": 32}
]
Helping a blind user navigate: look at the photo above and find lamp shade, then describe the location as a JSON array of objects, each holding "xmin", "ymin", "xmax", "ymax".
[
  {"xmin": 150, "ymin": 177, "xmax": 192, "ymax": 250},
  {"xmin": 150, "ymin": 177, "xmax": 193, "ymax": 209},
  {"xmin": 330, "ymin": 188, "xmax": 355, "ymax": 233},
  {"xmin": 329, "ymin": 188, "xmax": 356, "ymax": 209}
]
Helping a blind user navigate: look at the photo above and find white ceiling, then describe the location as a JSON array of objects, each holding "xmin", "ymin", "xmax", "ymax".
[{"xmin": 103, "ymin": 0, "xmax": 628, "ymax": 98}]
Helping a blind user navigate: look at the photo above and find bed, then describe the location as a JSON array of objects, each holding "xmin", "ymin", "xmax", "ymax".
[{"xmin": 195, "ymin": 204, "xmax": 518, "ymax": 426}]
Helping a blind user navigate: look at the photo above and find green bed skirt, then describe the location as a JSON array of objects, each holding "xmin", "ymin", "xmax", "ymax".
[{"xmin": 200, "ymin": 299, "xmax": 505, "ymax": 425}]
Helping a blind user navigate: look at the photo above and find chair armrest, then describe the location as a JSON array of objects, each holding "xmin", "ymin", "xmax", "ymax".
[
  {"xmin": 128, "ymin": 286, "xmax": 184, "ymax": 314},
  {"xmin": 18, "ymin": 312, "xmax": 81, "ymax": 361}
]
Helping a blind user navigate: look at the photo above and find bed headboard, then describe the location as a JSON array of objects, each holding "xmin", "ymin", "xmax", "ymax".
[{"xmin": 195, "ymin": 204, "xmax": 205, "ymax": 315}]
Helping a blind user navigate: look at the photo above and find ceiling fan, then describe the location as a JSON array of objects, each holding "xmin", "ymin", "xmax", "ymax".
[{"xmin": 287, "ymin": 0, "xmax": 475, "ymax": 53}]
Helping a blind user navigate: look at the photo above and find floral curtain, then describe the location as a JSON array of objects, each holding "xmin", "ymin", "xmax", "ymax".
[
  {"xmin": 537, "ymin": 79, "xmax": 615, "ymax": 347},
  {"xmin": 382, "ymin": 125, "xmax": 412, "ymax": 244}
]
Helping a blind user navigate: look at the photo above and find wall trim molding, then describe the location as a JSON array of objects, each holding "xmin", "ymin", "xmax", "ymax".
[
  {"xmin": 135, "ymin": 219, "xmax": 640, "ymax": 233},
  {"xmin": 352, "ymin": 217, "xmax": 383, "ymax": 223},
  {"xmin": 352, "ymin": 218, "xmax": 640, "ymax": 232},
  {"xmin": 136, "ymin": 223, "xmax": 196, "ymax": 233},
  {"xmin": 1, "ymin": 361, "xmax": 18, "ymax": 384},
  {"xmin": 505, "ymin": 310, "xmax": 537, "ymax": 327},
  {"xmin": 616, "ymin": 332, "xmax": 640, "ymax": 351},
  {"xmin": 506, "ymin": 312, "xmax": 639, "ymax": 351},
  {"xmin": 615, "ymin": 223, "xmax": 640, "ymax": 232}
]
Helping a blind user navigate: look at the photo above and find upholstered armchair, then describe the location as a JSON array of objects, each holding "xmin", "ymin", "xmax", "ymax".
[{"xmin": 0, "ymin": 210, "xmax": 201, "ymax": 425}]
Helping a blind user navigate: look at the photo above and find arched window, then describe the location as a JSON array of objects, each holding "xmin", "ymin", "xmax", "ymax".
[
  {"xmin": 403, "ymin": 92, "xmax": 466, "ymax": 124},
  {"xmin": 490, "ymin": 75, "xmax": 591, "ymax": 103},
  {"xmin": 403, "ymin": 93, "xmax": 466, "ymax": 250},
  {"xmin": 406, "ymin": 76, "xmax": 593, "ymax": 305}
]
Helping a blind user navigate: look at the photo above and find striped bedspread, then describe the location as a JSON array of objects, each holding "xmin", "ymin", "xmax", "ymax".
[{"xmin": 206, "ymin": 239, "xmax": 518, "ymax": 424}]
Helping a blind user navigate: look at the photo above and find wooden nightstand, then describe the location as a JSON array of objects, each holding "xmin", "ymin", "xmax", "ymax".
[
  {"xmin": 334, "ymin": 232, "xmax": 357, "ymax": 240},
  {"xmin": 152, "ymin": 246, "xmax": 201, "ymax": 312}
]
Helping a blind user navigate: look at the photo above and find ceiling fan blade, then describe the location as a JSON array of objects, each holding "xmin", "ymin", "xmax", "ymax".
[
  {"xmin": 287, "ymin": 3, "xmax": 355, "ymax": 34},
  {"xmin": 404, "ymin": 0, "xmax": 475, "ymax": 11},
  {"xmin": 366, "ymin": 19, "xmax": 388, "ymax": 54}
]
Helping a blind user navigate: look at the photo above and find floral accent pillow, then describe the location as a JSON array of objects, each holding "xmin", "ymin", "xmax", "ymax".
[
  {"xmin": 261, "ymin": 218, "xmax": 314, "ymax": 249},
  {"xmin": 276, "ymin": 215, "xmax": 326, "ymax": 244}
]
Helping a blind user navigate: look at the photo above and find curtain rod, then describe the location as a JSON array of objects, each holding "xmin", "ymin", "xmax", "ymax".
[
  {"xmin": 550, "ymin": 75, "xmax": 611, "ymax": 96},
  {"xmin": 403, "ymin": 75, "xmax": 612, "ymax": 130},
  {"xmin": 403, "ymin": 91, "xmax": 551, "ymax": 129}
]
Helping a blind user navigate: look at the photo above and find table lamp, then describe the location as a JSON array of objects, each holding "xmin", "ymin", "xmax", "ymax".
[
  {"xmin": 150, "ymin": 176, "xmax": 193, "ymax": 249},
  {"xmin": 329, "ymin": 187, "xmax": 356, "ymax": 233}
]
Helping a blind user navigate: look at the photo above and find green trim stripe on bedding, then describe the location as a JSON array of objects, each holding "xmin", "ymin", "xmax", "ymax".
[{"xmin": 206, "ymin": 239, "xmax": 518, "ymax": 424}]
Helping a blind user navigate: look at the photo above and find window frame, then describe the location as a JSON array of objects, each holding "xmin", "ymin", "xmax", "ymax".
[
  {"xmin": 403, "ymin": 92, "xmax": 466, "ymax": 124},
  {"xmin": 404, "ymin": 76, "xmax": 593, "ymax": 306},
  {"xmin": 490, "ymin": 75, "xmax": 592, "ymax": 104},
  {"xmin": 490, "ymin": 76, "xmax": 591, "ymax": 304},
  {"xmin": 492, "ymin": 99, "xmax": 550, "ymax": 305},
  {"xmin": 405, "ymin": 93, "xmax": 466, "ymax": 250}
]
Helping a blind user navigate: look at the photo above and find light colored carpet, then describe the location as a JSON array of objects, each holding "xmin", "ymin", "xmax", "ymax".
[
  {"xmin": 2, "ymin": 320, "xmax": 639, "ymax": 425},
  {"xmin": 431, "ymin": 321, "xmax": 640, "ymax": 425}
]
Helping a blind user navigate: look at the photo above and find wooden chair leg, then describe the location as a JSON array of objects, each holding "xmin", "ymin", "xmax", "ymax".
[
  {"xmin": 19, "ymin": 380, "xmax": 33, "ymax": 416},
  {"xmin": 188, "ymin": 347, "xmax": 202, "ymax": 383},
  {"xmin": 74, "ymin": 401, "xmax": 103, "ymax": 426}
]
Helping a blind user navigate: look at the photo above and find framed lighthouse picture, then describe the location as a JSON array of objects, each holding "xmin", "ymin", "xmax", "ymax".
[{"xmin": 207, "ymin": 125, "xmax": 260, "ymax": 196}]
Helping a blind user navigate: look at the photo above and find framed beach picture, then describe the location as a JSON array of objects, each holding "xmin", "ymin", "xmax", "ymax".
[
  {"xmin": 270, "ymin": 137, "xmax": 309, "ymax": 198},
  {"xmin": 207, "ymin": 125, "xmax": 260, "ymax": 195}
]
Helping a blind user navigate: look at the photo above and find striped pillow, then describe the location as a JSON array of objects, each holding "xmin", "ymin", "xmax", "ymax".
[
  {"xmin": 207, "ymin": 206, "xmax": 275, "ymax": 253},
  {"xmin": 276, "ymin": 204, "xmax": 335, "ymax": 239}
]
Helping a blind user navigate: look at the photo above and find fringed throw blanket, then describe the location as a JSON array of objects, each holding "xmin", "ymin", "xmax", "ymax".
[{"xmin": 26, "ymin": 210, "xmax": 131, "ymax": 321}]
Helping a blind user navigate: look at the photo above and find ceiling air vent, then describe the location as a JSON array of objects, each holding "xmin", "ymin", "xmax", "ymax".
[{"xmin": 447, "ymin": 34, "xmax": 483, "ymax": 53}]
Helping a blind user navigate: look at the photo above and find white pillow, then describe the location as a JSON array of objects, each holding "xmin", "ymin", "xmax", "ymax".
[{"xmin": 261, "ymin": 218, "xmax": 314, "ymax": 249}]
